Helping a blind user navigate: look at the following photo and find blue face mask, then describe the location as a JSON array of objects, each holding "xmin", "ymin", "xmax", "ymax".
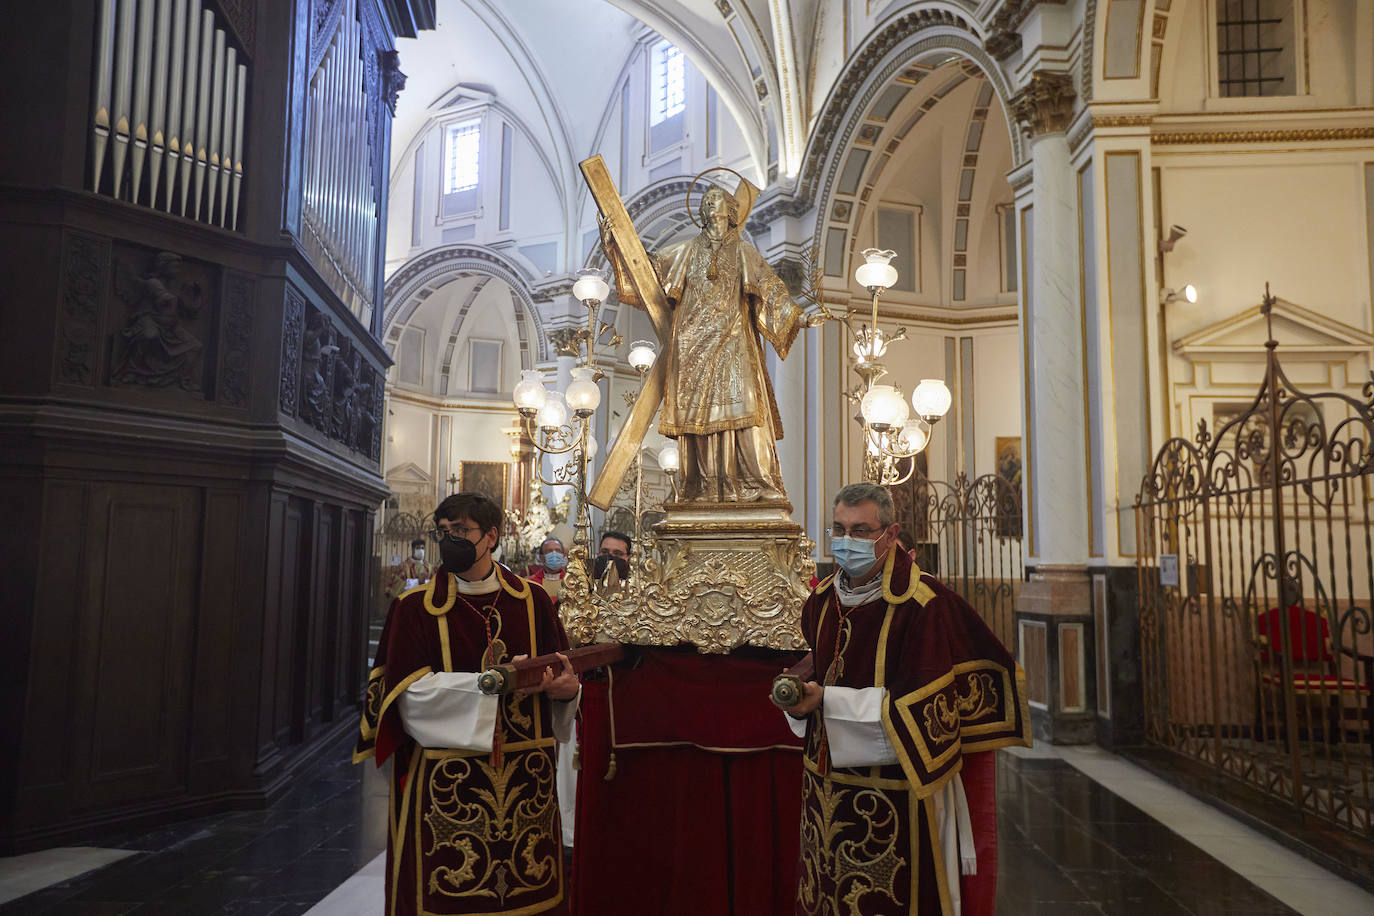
[
  {"xmin": 831, "ymin": 535, "xmax": 879, "ymax": 579},
  {"xmin": 543, "ymin": 552, "xmax": 568, "ymax": 572}
]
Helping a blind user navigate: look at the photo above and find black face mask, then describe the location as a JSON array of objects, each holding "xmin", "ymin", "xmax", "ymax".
[
  {"xmin": 440, "ymin": 536, "xmax": 479, "ymax": 573},
  {"xmin": 593, "ymin": 554, "xmax": 629, "ymax": 581}
]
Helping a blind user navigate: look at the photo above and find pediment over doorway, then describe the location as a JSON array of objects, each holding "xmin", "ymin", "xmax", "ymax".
[
  {"xmin": 385, "ymin": 461, "xmax": 434, "ymax": 489},
  {"xmin": 1174, "ymin": 298, "xmax": 1374, "ymax": 361}
]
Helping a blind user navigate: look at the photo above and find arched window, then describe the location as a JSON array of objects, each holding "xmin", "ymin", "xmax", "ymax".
[
  {"xmin": 442, "ymin": 118, "xmax": 481, "ymax": 217},
  {"xmin": 650, "ymin": 40, "xmax": 685, "ymax": 125}
]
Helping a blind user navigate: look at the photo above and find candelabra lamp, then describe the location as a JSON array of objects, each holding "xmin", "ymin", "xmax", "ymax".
[
  {"xmin": 512, "ymin": 268, "xmax": 621, "ymax": 551},
  {"xmin": 845, "ymin": 249, "xmax": 952, "ymax": 486}
]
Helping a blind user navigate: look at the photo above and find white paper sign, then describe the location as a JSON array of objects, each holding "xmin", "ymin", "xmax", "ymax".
[{"xmin": 1159, "ymin": 554, "xmax": 1180, "ymax": 588}]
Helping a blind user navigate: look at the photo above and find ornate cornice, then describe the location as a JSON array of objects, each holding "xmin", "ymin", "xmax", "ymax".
[
  {"xmin": 745, "ymin": 195, "xmax": 810, "ymax": 236},
  {"xmin": 1009, "ymin": 70, "xmax": 1077, "ymax": 137},
  {"xmin": 1151, "ymin": 126, "xmax": 1374, "ymax": 145}
]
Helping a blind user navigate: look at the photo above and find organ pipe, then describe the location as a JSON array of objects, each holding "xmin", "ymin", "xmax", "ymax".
[
  {"xmin": 301, "ymin": 0, "xmax": 380, "ymax": 321},
  {"xmin": 89, "ymin": 0, "xmax": 246, "ymax": 229}
]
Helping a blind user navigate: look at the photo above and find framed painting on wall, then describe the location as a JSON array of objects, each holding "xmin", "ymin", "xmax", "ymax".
[
  {"xmin": 459, "ymin": 461, "xmax": 509, "ymax": 511},
  {"xmin": 995, "ymin": 436, "xmax": 1022, "ymax": 538}
]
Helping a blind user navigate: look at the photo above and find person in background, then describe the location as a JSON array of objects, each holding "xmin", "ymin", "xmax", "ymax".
[
  {"xmin": 386, "ymin": 537, "xmax": 436, "ymax": 601},
  {"xmin": 593, "ymin": 530, "xmax": 631, "ymax": 582},
  {"xmin": 528, "ymin": 536, "xmax": 568, "ymax": 604}
]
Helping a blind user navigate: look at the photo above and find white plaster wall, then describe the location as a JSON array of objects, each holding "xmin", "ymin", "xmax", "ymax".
[
  {"xmin": 1157, "ymin": 156, "xmax": 1373, "ymax": 342},
  {"xmin": 971, "ymin": 328, "xmax": 1023, "ymax": 477}
]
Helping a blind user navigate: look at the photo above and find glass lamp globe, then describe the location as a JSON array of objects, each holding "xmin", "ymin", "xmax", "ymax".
[
  {"xmin": 860, "ymin": 384, "xmax": 909, "ymax": 432},
  {"xmin": 911, "ymin": 378, "xmax": 953, "ymax": 420},
  {"xmin": 658, "ymin": 443, "xmax": 680, "ymax": 472},
  {"xmin": 513, "ymin": 370, "xmax": 548, "ymax": 415},
  {"xmin": 565, "ymin": 367, "xmax": 601, "ymax": 418},
  {"xmin": 583, "ymin": 433, "xmax": 599, "ymax": 460},
  {"xmin": 536, "ymin": 393, "xmax": 569, "ymax": 431},
  {"xmin": 854, "ymin": 248, "xmax": 898, "ymax": 290},
  {"xmin": 627, "ymin": 339, "xmax": 657, "ymax": 372},
  {"xmin": 572, "ymin": 268, "xmax": 610, "ymax": 305},
  {"xmin": 896, "ymin": 417, "xmax": 931, "ymax": 456}
]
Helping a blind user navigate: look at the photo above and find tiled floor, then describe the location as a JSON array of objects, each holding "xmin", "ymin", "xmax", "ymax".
[{"xmin": 2, "ymin": 736, "xmax": 1370, "ymax": 915}]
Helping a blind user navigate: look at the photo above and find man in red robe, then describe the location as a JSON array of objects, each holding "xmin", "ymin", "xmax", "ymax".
[
  {"xmin": 355, "ymin": 492, "xmax": 580, "ymax": 916},
  {"xmin": 781, "ymin": 483, "xmax": 1031, "ymax": 916},
  {"xmin": 526, "ymin": 536, "xmax": 567, "ymax": 604}
]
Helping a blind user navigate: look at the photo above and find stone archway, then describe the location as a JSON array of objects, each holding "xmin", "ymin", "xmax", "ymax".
[{"xmin": 382, "ymin": 244, "xmax": 549, "ymax": 366}]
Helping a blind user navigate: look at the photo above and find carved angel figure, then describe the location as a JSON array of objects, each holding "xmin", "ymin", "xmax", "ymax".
[{"xmin": 111, "ymin": 252, "xmax": 204, "ymax": 391}]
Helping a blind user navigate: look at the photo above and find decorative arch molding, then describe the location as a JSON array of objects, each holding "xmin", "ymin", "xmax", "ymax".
[
  {"xmin": 383, "ymin": 244, "xmax": 549, "ymax": 363},
  {"xmin": 799, "ymin": 30, "xmax": 1022, "ymax": 259}
]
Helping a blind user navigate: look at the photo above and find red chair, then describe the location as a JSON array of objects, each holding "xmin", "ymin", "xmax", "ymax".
[{"xmin": 1255, "ymin": 605, "xmax": 1373, "ymax": 748}]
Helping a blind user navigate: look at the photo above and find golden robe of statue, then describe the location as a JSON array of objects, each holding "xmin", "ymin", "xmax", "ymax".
[{"xmin": 607, "ymin": 187, "xmax": 805, "ymax": 502}]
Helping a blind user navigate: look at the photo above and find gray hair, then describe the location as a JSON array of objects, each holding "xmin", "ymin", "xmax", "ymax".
[{"xmin": 833, "ymin": 482, "xmax": 894, "ymax": 527}]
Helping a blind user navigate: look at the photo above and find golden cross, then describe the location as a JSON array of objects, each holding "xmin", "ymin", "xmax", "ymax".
[{"xmin": 578, "ymin": 154, "xmax": 758, "ymax": 508}]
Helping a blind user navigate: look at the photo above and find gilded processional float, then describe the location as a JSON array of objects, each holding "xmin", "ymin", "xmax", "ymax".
[{"xmin": 506, "ymin": 155, "xmax": 830, "ymax": 915}]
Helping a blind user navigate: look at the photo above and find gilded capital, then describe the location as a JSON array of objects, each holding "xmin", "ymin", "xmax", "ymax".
[{"xmin": 1009, "ymin": 70, "xmax": 1077, "ymax": 137}]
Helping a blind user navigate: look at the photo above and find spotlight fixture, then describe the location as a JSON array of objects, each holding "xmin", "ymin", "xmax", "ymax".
[
  {"xmin": 1161, "ymin": 284, "xmax": 1198, "ymax": 306},
  {"xmin": 1158, "ymin": 224, "xmax": 1188, "ymax": 254}
]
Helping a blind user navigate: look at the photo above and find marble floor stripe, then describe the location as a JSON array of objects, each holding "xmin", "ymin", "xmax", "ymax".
[
  {"xmin": 1050, "ymin": 744, "xmax": 1374, "ymax": 916},
  {"xmin": 0, "ymin": 848, "xmax": 137, "ymax": 904}
]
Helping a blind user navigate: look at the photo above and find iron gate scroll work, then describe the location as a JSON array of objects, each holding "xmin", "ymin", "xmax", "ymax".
[
  {"xmin": 895, "ymin": 470, "xmax": 1023, "ymax": 652},
  {"xmin": 1135, "ymin": 288, "xmax": 1374, "ymax": 838}
]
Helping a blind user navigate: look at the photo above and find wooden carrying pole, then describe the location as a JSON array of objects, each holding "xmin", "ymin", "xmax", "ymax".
[
  {"xmin": 770, "ymin": 652, "xmax": 815, "ymax": 709},
  {"xmin": 477, "ymin": 642, "xmax": 626, "ymax": 696}
]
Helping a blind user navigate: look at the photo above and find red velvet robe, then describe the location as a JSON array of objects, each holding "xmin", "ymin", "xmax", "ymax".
[
  {"xmin": 354, "ymin": 565, "xmax": 570, "ymax": 916},
  {"xmin": 796, "ymin": 549, "xmax": 1031, "ymax": 916}
]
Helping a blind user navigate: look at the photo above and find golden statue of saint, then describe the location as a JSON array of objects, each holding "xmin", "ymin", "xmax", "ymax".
[{"xmin": 605, "ymin": 186, "xmax": 810, "ymax": 502}]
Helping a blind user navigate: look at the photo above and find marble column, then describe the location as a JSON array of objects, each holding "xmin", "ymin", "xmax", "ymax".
[
  {"xmin": 1010, "ymin": 70, "xmax": 1095, "ymax": 744},
  {"xmin": 768, "ymin": 340, "xmax": 807, "ymax": 520}
]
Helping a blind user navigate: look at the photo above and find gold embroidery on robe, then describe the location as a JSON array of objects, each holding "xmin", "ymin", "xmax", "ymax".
[
  {"xmin": 799, "ymin": 770, "xmax": 908, "ymax": 916},
  {"xmin": 419, "ymin": 748, "xmax": 560, "ymax": 908}
]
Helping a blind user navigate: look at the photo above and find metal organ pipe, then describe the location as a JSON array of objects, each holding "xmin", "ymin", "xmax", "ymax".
[
  {"xmin": 129, "ymin": 0, "xmax": 154, "ymax": 201},
  {"xmin": 177, "ymin": 0, "xmax": 201, "ymax": 217},
  {"xmin": 92, "ymin": 0, "xmax": 115, "ymax": 193},
  {"xmin": 148, "ymin": 0, "xmax": 171, "ymax": 207},
  {"xmin": 192, "ymin": 9, "xmax": 212, "ymax": 221},
  {"xmin": 162, "ymin": 0, "xmax": 187, "ymax": 214},
  {"xmin": 205, "ymin": 28, "xmax": 224, "ymax": 222},
  {"xmin": 111, "ymin": 0, "xmax": 135, "ymax": 199},
  {"xmin": 89, "ymin": 0, "xmax": 246, "ymax": 228},
  {"xmin": 301, "ymin": 0, "xmax": 380, "ymax": 322}
]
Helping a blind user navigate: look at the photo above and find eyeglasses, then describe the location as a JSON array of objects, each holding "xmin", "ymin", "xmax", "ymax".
[
  {"xmin": 830, "ymin": 524, "xmax": 883, "ymax": 540},
  {"xmin": 431, "ymin": 525, "xmax": 484, "ymax": 543}
]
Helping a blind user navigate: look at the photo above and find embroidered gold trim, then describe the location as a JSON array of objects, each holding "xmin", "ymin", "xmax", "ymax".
[
  {"xmin": 438, "ymin": 615, "xmax": 453, "ymax": 673},
  {"xmin": 423, "ymin": 573, "xmax": 458, "ymax": 616},
  {"xmin": 803, "ymin": 756, "xmax": 909, "ymax": 790},
  {"xmin": 925, "ymin": 794, "xmax": 954, "ymax": 915},
  {"xmin": 874, "ymin": 603, "xmax": 896, "ymax": 688}
]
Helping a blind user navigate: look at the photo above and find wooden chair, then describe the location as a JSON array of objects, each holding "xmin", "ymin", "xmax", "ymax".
[{"xmin": 1255, "ymin": 605, "xmax": 1373, "ymax": 749}]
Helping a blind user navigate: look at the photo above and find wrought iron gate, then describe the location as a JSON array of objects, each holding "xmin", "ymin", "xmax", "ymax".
[
  {"xmin": 896, "ymin": 471, "xmax": 1023, "ymax": 650},
  {"xmin": 1135, "ymin": 292, "xmax": 1374, "ymax": 837}
]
